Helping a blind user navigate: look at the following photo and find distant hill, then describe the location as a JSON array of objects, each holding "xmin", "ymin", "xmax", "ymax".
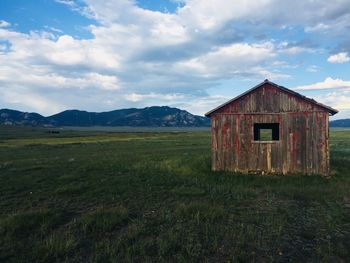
[
  {"xmin": 329, "ymin": 119, "xmax": 350, "ymax": 128},
  {"xmin": 3, "ymin": 107, "xmax": 350, "ymax": 128},
  {"xmin": 0, "ymin": 106, "xmax": 211, "ymax": 127},
  {"xmin": 0, "ymin": 109, "xmax": 48, "ymax": 126}
]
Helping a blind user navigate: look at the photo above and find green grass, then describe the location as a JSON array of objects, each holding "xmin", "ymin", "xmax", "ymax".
[
  {"xmin": 0, "ymin": 125, "xmax": 349, "ymax": 262},
  {"xmin": 259, "ymin": 129, "xmax": 273, "ymax": 141}
]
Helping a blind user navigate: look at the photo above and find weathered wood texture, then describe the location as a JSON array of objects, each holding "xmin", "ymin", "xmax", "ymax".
[{"xmin": 210, "ymin": 83, "xmax": 330, "ymax": 175}]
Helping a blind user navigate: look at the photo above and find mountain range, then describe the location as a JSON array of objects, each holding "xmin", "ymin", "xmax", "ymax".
[
  {"xmin": 329, "ymin": 118, "xmax": 350, "ymax": 128},
  {"xmin": 1, "ymin": 107, "xmax": 349, "ymax": 128},
  {"xmin": 0, "ymin": 107, "xmax": 211, "ymax": 127}
]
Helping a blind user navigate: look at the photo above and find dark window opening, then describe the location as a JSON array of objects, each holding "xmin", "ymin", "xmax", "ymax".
[{"xmin": 254, "ymin": 123, "xmax": 279, "ymax": 141}]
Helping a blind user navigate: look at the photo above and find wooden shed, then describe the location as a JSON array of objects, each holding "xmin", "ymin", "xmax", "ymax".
[{"xmin": 205, "ymin": 80, "xmax": 338, "ymax": 175}]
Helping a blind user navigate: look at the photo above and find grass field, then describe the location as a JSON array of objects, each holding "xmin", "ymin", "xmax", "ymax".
[{"xmin": 0, "ymin": 125, "xmax": 349, "ymax": 262}]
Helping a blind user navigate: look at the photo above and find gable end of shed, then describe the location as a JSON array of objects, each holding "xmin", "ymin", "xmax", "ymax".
[{"xmin": 205, "ymin": 80, "xmax": 338, "ymax": 117}]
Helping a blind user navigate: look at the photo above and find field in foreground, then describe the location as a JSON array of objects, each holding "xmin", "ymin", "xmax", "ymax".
[{"xmin": 0, "ymin": 126, "xmax": 349, "ymax": 262}]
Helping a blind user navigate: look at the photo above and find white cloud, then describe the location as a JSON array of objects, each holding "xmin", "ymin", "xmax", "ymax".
[
  {"xmin": 294, "ymin": 77, "xmax": 350, "ymax": 91},
  {"xmin": 54, "ymin": 0, "xmax": 76, "ymax": 8},
  {"xmin": 177, "ymin": 95, "xmax": 230, "ymax": 115},
  {"xmin": 1, "ymin": 87, "xmax": 66, "ymax": 115},
  {"xmin": 275, "ymin": 41, "xmax": 318, "ymax": 55},
  {"xmin": 281, "ymin": 46, "xmax": 316, "ymax": 55},
  {"xmin": 305, "ymin": 23, "xmax": 331, "ymax": 32},
  {"xmin": 175, "ymin": 42, "xmax": 276, "ymax": 78},
  {"xmin": 54, "ymin": 0, "xmax": 95, "ymax": 19},
  {"xmin": 306, "ymin": 65, "xmax": 320, "ymax": 73},
  {"xmin": 125, "ymin": 93, "xmax": 185, "ymax": 102},
  {"xmin": 0, "ymin": 20, "xmax": 10, "ymax": 28},
  {"xmin": 0, "ymin": 63, "xmax": 120, "ymax": 91},
  {"xmin": 327, "ymin": 52, "xmax": 350, "ymax": 64},
  {"xmin": 86, "ymin": 73, "xmax": 120, "ymax": 90},
  {"xmin": 315, "ymin": 92, "xmax": 350, "ymax": 111},
  {"xmin": 293, "ymin": 78, "xmax": 350, "ymax": 112},
  {"xmin": 1, "ymin": 0, "xmax": 350, "ymax": 116},
  {"xmin": 305, "ymin": 13, "xmax": 350, "ymax": 35},
  {"xmin": 176, "ymin": 0, "xmax": 350, "ymax": 32}
]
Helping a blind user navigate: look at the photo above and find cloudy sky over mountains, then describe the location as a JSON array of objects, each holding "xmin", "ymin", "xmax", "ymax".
[{"xmin": 1, "ymin": 0, "xmax": 350, "ymax": 118}]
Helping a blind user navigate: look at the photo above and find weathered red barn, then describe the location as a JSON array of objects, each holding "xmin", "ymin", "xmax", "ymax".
[{"xmin": 205, "ymin": 80, "xmax": 338, "ymax": 175}]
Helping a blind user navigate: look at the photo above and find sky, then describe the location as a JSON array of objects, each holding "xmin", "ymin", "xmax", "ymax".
[{"xmin": 0, "ymin": 0, "xmax": 350, "ymax": 119}]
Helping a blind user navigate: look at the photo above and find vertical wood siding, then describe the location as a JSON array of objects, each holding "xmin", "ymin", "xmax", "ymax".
[
  {"xmin": 210, "ymin": 83, "xmax": 330, "ymax": 175},
  {"xmin": 217, "ymin": 83, "xmax": 328, "ymax": 114}
]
